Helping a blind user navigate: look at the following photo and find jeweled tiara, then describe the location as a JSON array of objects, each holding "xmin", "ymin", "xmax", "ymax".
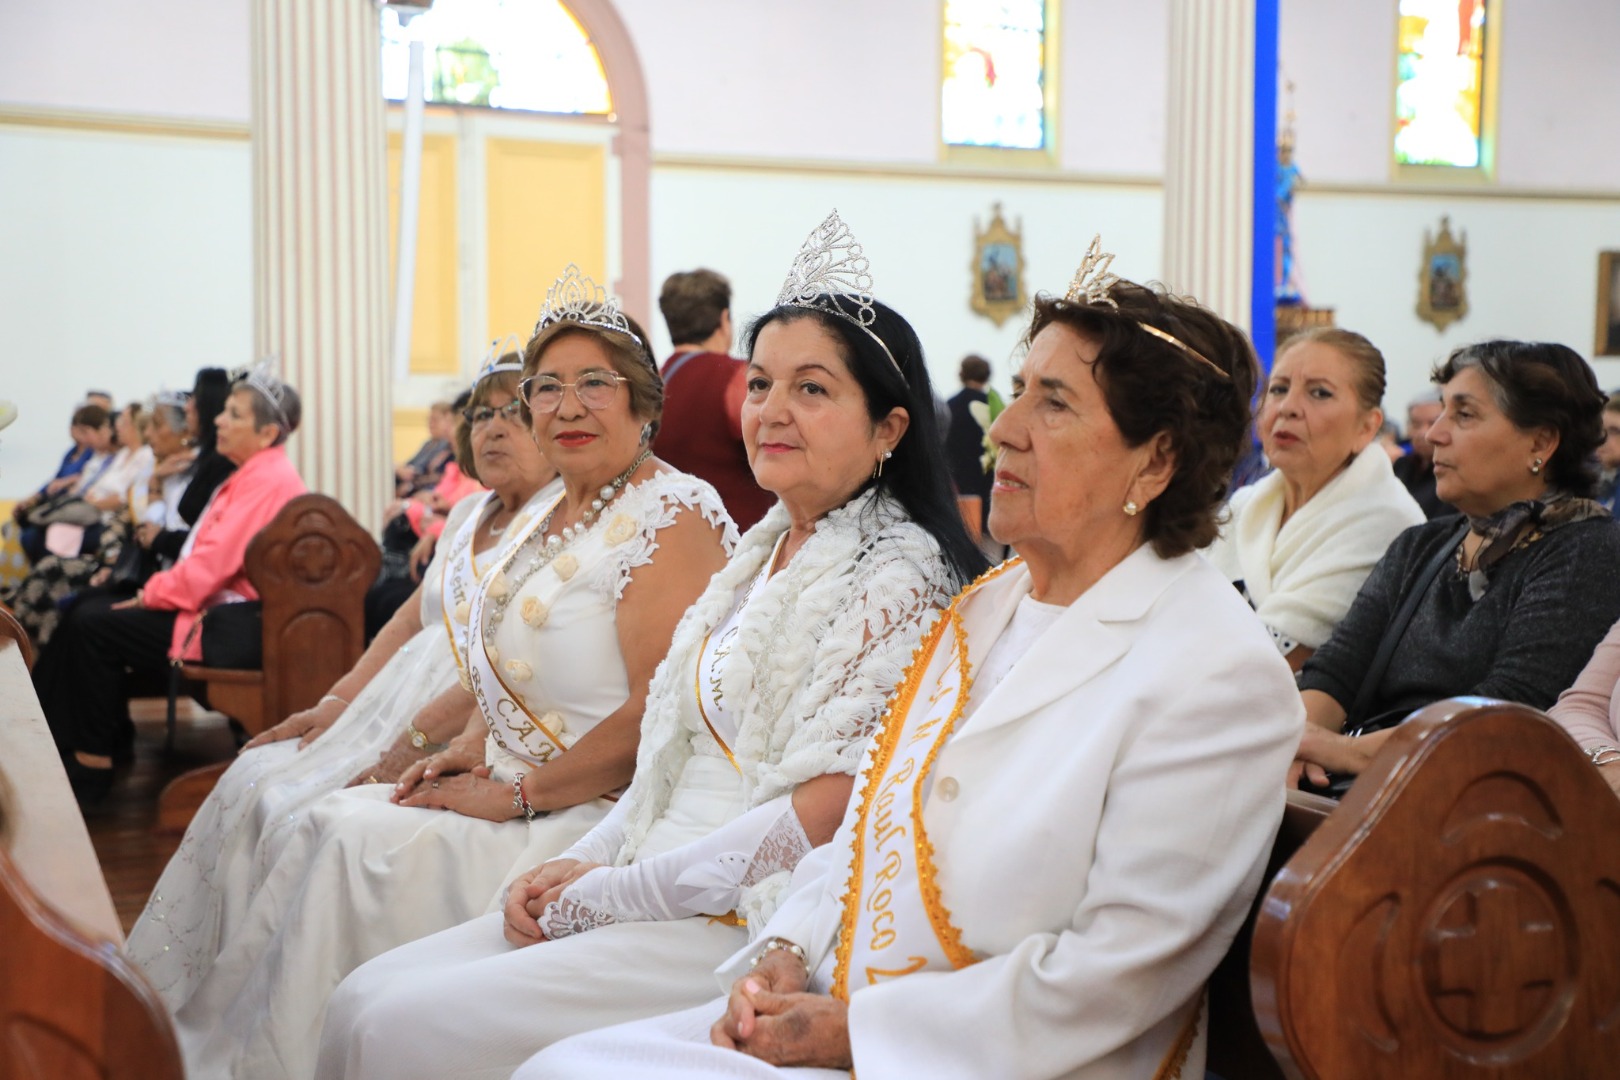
[
  {"xmin": 475, "ymin": 335, "xmax": 526, "ymax": 384},
  {"xmin": 1065, "ymin": 236, "xmax": 1228, "ymax": 380},
  {"xmin": 775, "ymin": 210, "xmax": 904, "ymax": 380},
  {"xmin": 153, "ymin": 387, "xmax": 191, "ymax": 410},
  {"xmin": 532, "ymin": 265, "xmax": 644, "ymax": 350},
  {"xmin": 231, "ymin": 355, "xmax": 294, "ymax": 426}
]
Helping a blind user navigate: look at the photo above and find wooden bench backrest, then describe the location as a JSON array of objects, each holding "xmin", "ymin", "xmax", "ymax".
[
  {"xmin": 1252, "ymin": 697, "xmax": 1620, "ymax": 1078},
  {"xmin": 0, "ymin": 604, "xmax": 30, "ymax": 671},
  {"xmin": 0, "ymin": 640, "xmax": 182, "ymax": 1079},
  {"xmin": 245, "ymin": 492, "xmax": 379, "ymax": 725}
]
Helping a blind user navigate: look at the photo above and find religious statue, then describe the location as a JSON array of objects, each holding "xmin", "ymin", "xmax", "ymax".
[{"xmin": 1276, "ymin": 89, "xmax": 1303, "ymax": 306}]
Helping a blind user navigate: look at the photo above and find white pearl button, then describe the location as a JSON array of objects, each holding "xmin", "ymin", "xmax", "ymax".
[{"xmin": 936, "ymin": 776, "xmax": 959, "ymax": 802}]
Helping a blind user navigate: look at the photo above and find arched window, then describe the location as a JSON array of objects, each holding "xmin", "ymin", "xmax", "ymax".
[
  {"xmin": 382, "ymin": 0, "xmax": 611, "ymax": 116},
  {"xmin": 941, "ymin": 0, "xmax": 1053, "ymax": 154},
  {"xmin": 1394, "ymin": 0, "xmax": 1495, "ymax": 170}
]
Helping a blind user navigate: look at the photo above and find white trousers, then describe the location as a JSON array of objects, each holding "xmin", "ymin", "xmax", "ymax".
[{"xmin": 315, "ymin": 910, "xmax": 749, "ymax": 1080}]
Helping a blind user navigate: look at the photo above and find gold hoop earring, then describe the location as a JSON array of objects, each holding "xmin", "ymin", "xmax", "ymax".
[
  {"xmin": 872, "ymin": 449, "xmax": 892, "ymax": 480},
  {"xmin": 1123, "ymin": 500, "xmax": 1140, "ymax": 517}
]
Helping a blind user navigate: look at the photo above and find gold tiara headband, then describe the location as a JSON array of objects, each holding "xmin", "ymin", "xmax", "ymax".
[{"xmin": 1064, "ymin": 236, "xmax": 1228, "ymax": 381}]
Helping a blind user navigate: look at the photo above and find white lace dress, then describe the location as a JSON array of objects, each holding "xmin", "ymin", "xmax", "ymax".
[
  {"xmin": 314, "ymin": 489, "xmax": 958, "ymax": 1080},
  {"xmin": 126, "ymin": 487, "xmax": 542, "ymax": 1010},
  {"xmin": 169, "ymin": 471, "xmax": 733, "ymax": 1080}
]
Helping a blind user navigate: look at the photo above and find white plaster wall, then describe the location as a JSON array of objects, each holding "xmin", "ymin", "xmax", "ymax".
[
  {"xmin": 646, "ymin": 167, "xmax": 1164, "ymax": 396},
  {"xmin": 0, "ymin": 0, "xmax": 251, "ymax": 122},
  {"xmin": 0, "ymin": 128, "xmax": 253, "ymax": 500},
  {"xmin": 1291, "ymin": 190, "xmax": 1620, "ymax": 419}
]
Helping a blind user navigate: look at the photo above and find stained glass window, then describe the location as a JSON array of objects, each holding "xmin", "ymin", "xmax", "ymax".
[
  {"xmin": 381, "ymin": 0, "xmax": 611, "ymax": 116},
  {"xmin": 1394, "ymin": 0, "xmax": 1489, "ymax": 168},
  {"xmin": 942, "ymin": 0, "xmax": 1049, "ymax": 151}
]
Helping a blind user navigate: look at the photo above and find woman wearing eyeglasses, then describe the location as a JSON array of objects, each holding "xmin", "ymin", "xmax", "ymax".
[
  {"xmin": 164, "ymin": 270, "xmax": 738, "ymax": 1080},
  {"xmin": 127, "ymin": 354, "xmax": 562, "ymax": 1039}
]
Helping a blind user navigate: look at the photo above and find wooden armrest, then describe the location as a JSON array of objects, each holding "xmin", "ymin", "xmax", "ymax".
[{"xmin": 179, "ymin": 664, "xmax": 264, "ymax": 685}]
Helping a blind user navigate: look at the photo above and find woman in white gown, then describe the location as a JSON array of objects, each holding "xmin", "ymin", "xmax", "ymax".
[
  {"xmin": 315, "ymin": 210, "xmax": 989, "ymax": 1080},
  {"xmin": 521, "ymin": 244, "xmax": 1305, "ymax": 1080},
  {"xmin": 166, "ymin": 269, "xmax": 736, "ymax": 1080},
  {"xmin": 125, "ymin": 353, "xmax": 558, "ymax": 1012}
]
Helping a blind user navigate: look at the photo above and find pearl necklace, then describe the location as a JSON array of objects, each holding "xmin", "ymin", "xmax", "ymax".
[{"xmin": 541, "ymin": 447, "xmax": 653, "ymax": 552}]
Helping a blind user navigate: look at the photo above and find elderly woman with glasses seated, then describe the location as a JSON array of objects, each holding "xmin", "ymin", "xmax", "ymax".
[
  {"xmin": 126, "ymin": 353, "xmax": 561, "ymax": 1016},
  {"xmin": 516, "ymin": 242, "xmax": 1305, "ymax": 1080},
  {"xmin": 165, "ymin": 269, "xmax": 738, "ymax": 1080}
]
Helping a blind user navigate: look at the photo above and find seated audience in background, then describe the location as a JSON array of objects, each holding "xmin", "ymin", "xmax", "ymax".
[
  {"xmin": 144, "ymin": 368, "xmax": 237, "ymax": 566},
  {"xmin": 945, "ymin": 353, "xmax": 996, "ymax": 543},
  {"xmin": 1291, "ymin": 340, "xmax": 1620, "ymax": 796},
  {"xmin": 128, "ymin": 355, "xmax": 561, "ymax": 1024},
  {"xmin": 518, "ymin": 251, "xmax": 1304, "ymax": 1080},
  {"xmin": 1375, "ymin": 418, "xmax": 1403, "ymax": 462},
  {"xmin": 31, "ymin": 365, "xmax": 306, "ymax": 803},
  {"xmin": 1593, "ymin": 392, "xmax": 1620, "ymax": 515},
  {"xmin": 318, "ymin": 212, "xmax": 982, "ymax": 1080},
  {"xmin": 652, "ymin": 267, "xmax": 774, "ymax": 532},
  {"xmin": 1392, "ymin": 386, "xmax": 1450, "ymax": 518},
  {"xmin": 367, "ymin": 388, "xmax": 485, "ymax": 637},
  {"xmin": 395, "ymin": 399, "xmax": 456, "ymax": 496},
  {"xmin": 1207, "ymin": 329, "xmax": 1424, "ymax": 671},
  {"xmin": 162, "ymin": 271, "xmax": 734, "ymax": 1080},
  {"xmin": 3, "ymin": 401, "xmax": 157, "ymax": 646},
  {"xmin": 12, "ymin": 403, "xmax": 115, "ymax": 562},
  {"xmin": 84, "ymin": 389, "xmax": 114, "ymax": 412},
  {"xmin": 1548, "ymin": 618, "xmax": 1620, "ymax": 798}
]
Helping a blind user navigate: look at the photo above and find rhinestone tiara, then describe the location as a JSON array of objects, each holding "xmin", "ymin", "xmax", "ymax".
[
  {"xmin": 231, "ymin": 355, "xmax": 294, "ymax": 426},
  {"xmin": 153, "ymin": 387, "xmax": 191, "ymax": 410},
  {"xmin": 775, "ymin": 210, "xmax": 904, "ymax": 380},
  {"xmin": 1063, "ymin": 236, "xmax": 1227, "ymax": 380},
  {"xmin": 475, "ymin": 335, "xmax": 526, "ymax": 385},
  {"xmin": 532, "ymin": 265, "xmax": 644, "ymax": 350}
]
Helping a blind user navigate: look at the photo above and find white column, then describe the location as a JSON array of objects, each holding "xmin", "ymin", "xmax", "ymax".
[
  {"xmin": 252, "ymin": 0, "xmax": 391, "ymax": 529},
  {"xmin": 1163, "ymin": 0, "xmax": 1256, "ymax": 330}
]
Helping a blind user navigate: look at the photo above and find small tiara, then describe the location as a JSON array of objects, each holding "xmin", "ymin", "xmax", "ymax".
[
  {"xmin": 475, "ymin": 335, "xmax": 526, "ymax": 385},
  {"xmin": 775, "ymin": 210, "xmax": 904, "ymax": 380},
  {"xmin": 231, "ymin": 355, "xmax": 294, "ymax": 426},
  {"xmin": 153, "ymin": 387, "xmax": 191, "ymax": 410},
  {"xmin": 1064, "ymin": 235, "xmax": 1228, "ymax": 381},
  {"xmin": 532, "ymin": 265, "xmax": 644, "ymax": 350}
]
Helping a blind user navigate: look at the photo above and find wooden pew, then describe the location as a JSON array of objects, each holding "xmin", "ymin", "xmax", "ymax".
[
  {"xmin": 1251, "ymin": 697, "xmax": 1620, "ymax": 1077},
  {"xmin": 158, "ymin": 493, "xmax": 379, "ymax": 832},
  {"xmin": 0, "ymin": 603, "xmax": 30, "ymax": 671},
  {"xmin": 0, "ymin": 637, "xmax": 183, "ymax": 1079}
]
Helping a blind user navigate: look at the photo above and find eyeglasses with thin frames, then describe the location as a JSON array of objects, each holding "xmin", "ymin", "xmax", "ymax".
[
  {"xmin": 462, "ymin": 399, "xmax": 525, "ymax": 427},
  {"xmin": 520, "ymin": 371, "xmax": 628, "ymax": 414}
]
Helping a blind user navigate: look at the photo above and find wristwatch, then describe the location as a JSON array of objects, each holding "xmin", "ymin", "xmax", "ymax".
[{"xmin": 408, "ymin": 722, "xmax": 448, "ymax": 752}]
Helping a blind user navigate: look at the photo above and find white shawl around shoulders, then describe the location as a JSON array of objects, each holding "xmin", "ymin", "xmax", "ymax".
[{"xmin": 1207, "ymin": 442, "xmax": 1425, "ymax": 652}]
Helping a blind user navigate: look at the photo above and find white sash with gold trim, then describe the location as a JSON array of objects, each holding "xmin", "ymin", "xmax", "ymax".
[
  {"xmin": 832, "ymin": 562, "xmax": 1023, "ymax": 999},
  {"xmin": 466, "ymin": 491, "xmax": 568, "ymax": 775}
]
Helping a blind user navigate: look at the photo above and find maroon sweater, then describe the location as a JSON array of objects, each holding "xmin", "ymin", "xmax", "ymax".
[{"xmin": 653, "ymin": 350, "xmax": 773, "ymax": 532}]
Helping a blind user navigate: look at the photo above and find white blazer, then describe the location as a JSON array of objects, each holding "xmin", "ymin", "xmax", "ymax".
[{"xmin": 737, "ymin": 547, "xmax": 1305, "ymax": 1080}]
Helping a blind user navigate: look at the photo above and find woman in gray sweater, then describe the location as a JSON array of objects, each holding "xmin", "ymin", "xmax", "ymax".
[{"xmin": 1292, "ymin": 340, "xmax": 1620, "ymax": 791}]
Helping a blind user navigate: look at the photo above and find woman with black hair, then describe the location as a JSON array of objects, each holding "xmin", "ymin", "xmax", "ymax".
[
  {"xmin": 317, "ymin": 212, "xmax": 986, "ymax": 1080},
  {"xmin": 143, "ymin": 366, "xmax": 235, "ymax": 564}
]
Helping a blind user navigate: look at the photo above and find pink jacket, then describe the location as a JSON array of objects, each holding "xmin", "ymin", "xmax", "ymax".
[
  {"xmin": 404, "ymin": 462, "xmax": 485, "ymax": 540},
  {"xmin": 141, "ymin": 445, "xmax": 306, "ymax": 660},
  {"xmin": 1548, "ymin": 616, "xmax": 1620, "ymax": 752}
]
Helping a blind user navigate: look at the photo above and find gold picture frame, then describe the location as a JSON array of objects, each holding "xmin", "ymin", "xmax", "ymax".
[
  {"xmin": 970, "ymin": 203, "xmax": 1029, "ymax": 327},
  {"xmin": 1416, "ymin": 215, "xmax": 1469, "ymax": 332},
  {"xmin": 1597, "ymin": 251, "xmax": 1620, "ymax": 357}
]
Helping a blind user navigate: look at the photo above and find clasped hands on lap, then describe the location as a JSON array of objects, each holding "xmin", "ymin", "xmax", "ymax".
[{"xmin": 710, "ymin": 949, "xmax": 853, "ymax": 1070}]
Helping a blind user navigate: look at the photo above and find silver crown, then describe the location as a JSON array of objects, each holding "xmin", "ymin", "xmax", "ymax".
[
  {"xmin": 476, "ymin": 335, "xmax": 526, "ymax": 384},
  {"xmin": 153, "ymin": 387, "xmax": 191, "ymax": 410},
  {"xmin": 1060, "ymin": 236, "xmax": 1227, "ymax": 381},
  {"xmin": 775, "ymin": 210, "xmax": 902, "ymax": 378},
  {"xmin": 1064, "ymin": 235, "xmax": 1123, "ymax": 308},
  {"xmin": 532, "ymin": 265, "xmax": 643, "ymax": 348},
  {"xmin": 232, "ymin": 355, "xmax": 294, "ymax": 426}
]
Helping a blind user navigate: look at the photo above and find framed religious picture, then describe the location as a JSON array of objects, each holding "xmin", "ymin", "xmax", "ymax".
[
  {"xmin": 1416, "ymin": 215, "xmax": 1469, "ymax": 332},
  {"xmin": 971, "ymin": 203, "xmax": 1029, "ymax": 327},
  {"xmin": 1597, "ymin": 251, "xmax": 1620, "ymax": 357}
]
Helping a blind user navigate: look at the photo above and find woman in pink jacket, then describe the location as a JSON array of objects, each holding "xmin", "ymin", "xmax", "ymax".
[{"xmin": 34, "ymin": 367, "xmax": 306, "ymax": 804}]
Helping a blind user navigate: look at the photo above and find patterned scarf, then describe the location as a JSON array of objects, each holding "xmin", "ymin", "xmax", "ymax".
[{"xmin": 1459, "ymin": 492, "xmax": 1611, "ymax": 599}]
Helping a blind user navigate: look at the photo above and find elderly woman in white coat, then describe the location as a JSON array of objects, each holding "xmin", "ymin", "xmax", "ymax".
[
  {"xmin": 1206, "ymin": 328, "xmax": 1424, "ymax": 670},
  {"xmin": 316, "ymin": 212, "xmax": 988, "ymax": 1080},
  {"xmin": 520, "ymin": 247, "xmax": 1306, "ymax": 1080}
]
